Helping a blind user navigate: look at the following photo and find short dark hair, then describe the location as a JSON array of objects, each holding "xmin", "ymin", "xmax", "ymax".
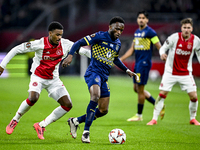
[
  {"xmin": 48, "ymin": 21, "xmax": 63, "ymax": 31},
  {"xmin": 180, "ymin": 18, "xmax": 193, "ymax": 26},
  {"xmin": 109, "ymin": 16, "xmax": 125, "ymax": 25},
  {"xmin": 137, "ymin": 10, "xmax": 149, "ymax": 19}
]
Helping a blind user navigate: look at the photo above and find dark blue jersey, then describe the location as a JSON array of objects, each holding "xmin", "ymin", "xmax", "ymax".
[
  {"xmin": 134, "ymin": 26, "xmax": 159, "ymax": 68},
  {"xmin": 84, "ymin": 31, "xmax": 122, "ymax": 80}
]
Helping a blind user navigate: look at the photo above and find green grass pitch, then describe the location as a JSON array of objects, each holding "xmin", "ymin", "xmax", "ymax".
[{"xmin": 0, "ymin": 76, "xmax": 200, "ymax": 150}]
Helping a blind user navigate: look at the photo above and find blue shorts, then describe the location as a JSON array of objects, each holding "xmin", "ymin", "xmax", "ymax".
[
  {"xmin": 133, "ymin": 66, "xmax": 151, "ymax": 85},
  {"xmin": 84, "ymin": 72, "xmax": 110, "ymax": 98}
]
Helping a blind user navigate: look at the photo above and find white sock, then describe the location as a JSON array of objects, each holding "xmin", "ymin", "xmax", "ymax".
[
  {"xmin": 39, "ymin": 106, "xmax": 67, "ymax": 127},
  {"xmin": 189, "ymin": 100, "xmax": 198, "ymax": 120},
  {"xmin": 153, "ymin": 96, "xmax": 165, "ymax": 121},
  {"xmin": 13, "ymin": 100, "xmax": 32, "ymax": 122}
]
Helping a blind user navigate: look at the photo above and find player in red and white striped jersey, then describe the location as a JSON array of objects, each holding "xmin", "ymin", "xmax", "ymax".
[
  {"xmin": 147, "ymin": 18, "xmax": 200, "ymax": 125},
  {"xmin": 0, "ymin": 21, "xmax": 91, "ymax": 139}
]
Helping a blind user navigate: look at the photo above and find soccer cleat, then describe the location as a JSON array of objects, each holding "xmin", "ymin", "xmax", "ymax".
[
  {"xmin": 147, "ymin": 119, "xmax": 157, "ymax": 125},
  {"xmin": 6, "ymin": 119, "xmax": 18, "ymax": 134},
  {"xmin": 190, "ymin": 119, "xmax": 200, "ymax": 125},
  {"xmin": 81, "ymin": 131, "xmax": 90, "ymax": 143},
  {"xmin": 160, "ymin": 105, "xmax": 165, "ymax": 120},
  {"xmin": 127, "ymin": 114, "xmax": 143, "ymax": 121},
  {"xmin": 33, "ymin": 122, "xmax": 46, "ymax": 140},
  {"xmin": 68, "ymin": 117, "xmax": 79, "ymax": 139}
]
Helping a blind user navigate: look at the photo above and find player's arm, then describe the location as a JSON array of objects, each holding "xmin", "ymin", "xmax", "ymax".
[
  {"xmin": 113, "ymin": 57, "xmax": 139, "ymax": 81},
  {"xmin": 159, "ymin": 38, "xmax": 170, "ymax": 61},
  {"xmin": 120, "ymin": 41, "xmax": 134, "ymax": 61},
  {"xmin": 62, "ymin": 38, "xmax": 88, "ymax": 67},
  {"xmin": 0, "ymin": 43, "xmax": 29, "ymax": 76},
  {"xmin": 151, "ymin": 35, "xmax": 162, "ymax": 50}
]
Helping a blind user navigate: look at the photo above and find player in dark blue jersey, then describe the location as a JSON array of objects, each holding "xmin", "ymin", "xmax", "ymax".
[
  {"xmin": 120, "ymin": 11, "xmax": 165, "ymax": 121},
  {"xmin": 62, "ymin": 16, "xmax": 139, "ymax": 143}
]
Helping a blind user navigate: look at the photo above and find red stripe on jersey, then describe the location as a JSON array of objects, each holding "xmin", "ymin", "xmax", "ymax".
[
  {"xmin": 172, "ymin": 33, "xmax": 194, "ymax": 75},
  {"xmin": 34, "ymin": 37, "xmax": 63, "ymax": 79}
]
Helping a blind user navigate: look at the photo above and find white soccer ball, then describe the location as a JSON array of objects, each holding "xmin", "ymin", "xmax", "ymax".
[{"xmin": 108, "ymin": 128, "xmax": 126, "ymax": 144}]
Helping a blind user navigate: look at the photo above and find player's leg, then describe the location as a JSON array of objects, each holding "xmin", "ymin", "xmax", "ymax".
[
  {"xmin": 144, "ymin": 90, "xmax": 155, "ymax": 105},
  {"xmin": 33, "ymin": 77, "xmax": 72, "ymax": 139},
  {"xmin": 188, "ymin": 91, "xmax": 200, "ymax": 125},
  {"xmin": 81, "ymin": 84, "xmax": 100, "ymax": 143},
  {"xmin": 127, "ymin": 83, "xmax": 145, "ymax": 121},
  {"xmin": 180, "ymin": 75, "xmax": 200, "ymax": 125},
  {"xmin": 147, "ymin": 90, "xmax": 168, "ymax": 125},
  {"xmin": 147, "ymin": 72, "xmax": 175, "ymax": 125},
  {"xmin": 6, "ymin": 75, "xmax": 42, "ymax": 135}
]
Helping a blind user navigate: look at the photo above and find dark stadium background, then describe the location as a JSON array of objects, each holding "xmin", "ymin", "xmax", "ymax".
[{"xmin": 1, "ymin": 0, "xmax": 200, "ymax": 77}]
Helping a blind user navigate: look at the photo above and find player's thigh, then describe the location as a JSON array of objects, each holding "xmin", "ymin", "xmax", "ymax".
[
  {"xmin": 48, "ymin": 78, "xmax": 71, "ymax": 101},
  {"xmin": 178, "ymin": 75, "xmax": 197, "ymax": 93},
  {"xmin": 159, "ymin": 72, "xmax": 177, "ymax": 91},
  {"xmin": 28, "ymin": 74, "xmax": 44, "ymax": 94}
]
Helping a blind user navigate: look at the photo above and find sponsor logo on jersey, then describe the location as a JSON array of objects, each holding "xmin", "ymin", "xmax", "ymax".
[
  {"xmin": 26, "ymin": 42, "xmax": 31, "ymax": 48},
  {"xmin": 176, "ymin": 48, "xmax": 191, "ymax": 55},
  {"xmin": 44, "ymin": 56, "xmax": 55, "ymax": 60},
  {"xmin": 110, "ymin": 44, "xmax": 114, "ymax": 47}
]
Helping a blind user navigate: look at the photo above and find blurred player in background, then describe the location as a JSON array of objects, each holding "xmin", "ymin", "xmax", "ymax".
[
  {"xmin": 62, "ymin": 16, "xmax": 139, "ymax": 143},
  {"xmin": 120, "ymin": 10, "xmax": 164, "ymax": 121},
  {"xmin": 0, "ymin": 21, "xmax": 91, "ymax": 139},
  {"xmin": 147, "ymin": 18, "xmax": 200, "ymax": 125}
]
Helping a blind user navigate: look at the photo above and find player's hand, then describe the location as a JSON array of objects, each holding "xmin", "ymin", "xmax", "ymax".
[
  {"xmin": 0, "ymin": 66, "xmax": 4, "ymax": 76},
  {"xmin": 62, "ymin": 54, "xmax": 73, "ymax": 68},
  {"xmin": 160, "ymin": 54, "xmax": 167, "ymax": 61},
  {"xmin": 126, "ymin": 69, "xmax": 140, "ymax": 82}
]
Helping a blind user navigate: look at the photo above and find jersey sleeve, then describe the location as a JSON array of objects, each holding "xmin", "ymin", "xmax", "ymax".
[
  {"xmin": 0, "ymin": 39, "xmax": 42, "ymax": 69},
  {"xmin": 83, "ymin": 32, "xmax": 100, "ymax": 45},
  {"xmin": 159, "ymin": 33, "xmax": 176, "ymax": 56},
  {"xmin": 61, "ymin": 38, "xmax": 74, "ymax": 57},
  {"xmin": 194, "ymin": 35, "xmax": 200, "ymax": 63},
  {"xmin": 148, "ymin": 28, "xmax": 160, "ymax": 44}
]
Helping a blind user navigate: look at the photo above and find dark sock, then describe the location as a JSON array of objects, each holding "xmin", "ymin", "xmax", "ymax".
[
  {"xmin": 146, "ymin": 96, "xmax": 155, "ymax": 105},
  {"xmin": 138, "ymin": 103, "xmax": 144, "ymax": 115},
  {"xmin": 78, "ymin": 108, "xmax": 106, "ymax": 123},
  {"xmin": 84, "ymin": 100, "xmax": 98, "ymax": 131}
]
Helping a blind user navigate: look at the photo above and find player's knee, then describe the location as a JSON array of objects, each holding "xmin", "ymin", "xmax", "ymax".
[
  {"xmin": 91, "ymin": 93, "xmax": 100, "ymax": 102},
  {"xmin": 28, "ymin": 96, "xmax": 39, "ymax": 103},
  {"xmin": 58, "ymin": 96, "xmax": 72, "ymax": 108}
]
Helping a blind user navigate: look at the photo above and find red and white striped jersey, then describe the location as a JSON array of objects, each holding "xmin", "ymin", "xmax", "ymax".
[
  {"xmin": 0, "ymin": 37, "xmax": 90, "ymax": 79},
  {"xmin": 159, "ymin": 32, "xmax": 200, "ymax": 75}
]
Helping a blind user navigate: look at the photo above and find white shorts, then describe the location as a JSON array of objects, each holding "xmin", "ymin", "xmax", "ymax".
[
  {"xmin": 159, "ymin": 72, "xmax": 196, "ymax": 93},
  {"xmin": 28, "ymin": 74, "xmax": 70, "ymax": 101}
]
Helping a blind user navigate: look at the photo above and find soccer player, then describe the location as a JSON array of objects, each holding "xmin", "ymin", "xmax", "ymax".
[
  {"xmin": 0, "ymin": 21, "xmax": 91, "ymax": 139},
  {"xmin": 120, "ymin": 10, "xmax": 164, "ymax": 121},
  {"xmin": 62, "ymin": 16, "xmax": 139, "ymax": 143},
  {"xmin": 147, "ymin": 18, "xmax": 200, "ymax": 125}
]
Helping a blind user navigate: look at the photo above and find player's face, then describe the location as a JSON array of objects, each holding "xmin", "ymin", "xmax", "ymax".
[
  {"xmin": 49, "ymin": 29, "xmax": 63, "ymax": 45},
  {"xmin": 181, "ymin": 23, "xmax": 193, "ymax": 39},
  {"xmin": 137, "ymin": 14, "xmax": 148, "ymax": 29},
  {"xmin": 109, "ymin": 22, "xmax": 124, "ymax": 40}
]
